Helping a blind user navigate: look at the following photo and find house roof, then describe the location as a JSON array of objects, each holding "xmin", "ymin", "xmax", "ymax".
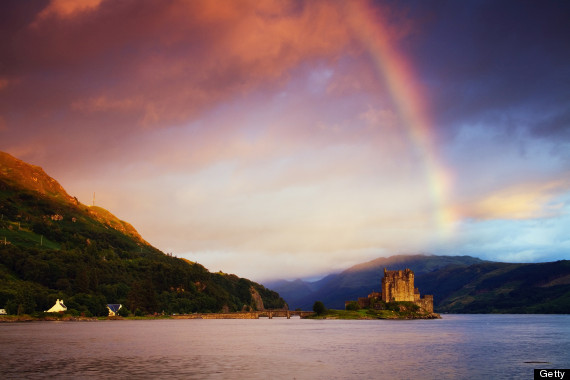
[
  {"xmin": 107, "ymin": 304, "xmax": 121, "ymax": 313},
  {"xmin": 46, "ymin": 299, "xmax": 67, "ymax": 312}
]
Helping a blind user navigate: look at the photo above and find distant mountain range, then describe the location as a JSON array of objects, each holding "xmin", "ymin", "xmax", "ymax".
[
  {"xmin": 0, "ymin": 151, "xmax": 285, "ymax": 316},
  {"xmin": 265, "ymin": 254, "xmax": 570, "ymax": 313}
]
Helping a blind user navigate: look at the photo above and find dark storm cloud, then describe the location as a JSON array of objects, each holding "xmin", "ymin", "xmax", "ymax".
[{"xmin": 394, "ymin": 0, "xmax": 570, "ymax": 142}]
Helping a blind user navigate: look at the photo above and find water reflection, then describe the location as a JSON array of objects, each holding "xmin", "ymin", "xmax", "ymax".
[{"xmin": 1, "ymin": 315, "xmax": 569, "ymax": 379}]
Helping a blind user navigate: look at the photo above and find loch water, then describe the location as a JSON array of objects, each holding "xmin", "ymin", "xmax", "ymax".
[{"xmin": 1, "ymin": 314, "xmax": 568, "ymax": 379}]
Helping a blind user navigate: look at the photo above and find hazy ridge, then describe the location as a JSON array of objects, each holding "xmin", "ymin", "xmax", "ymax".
[{"xmin": 266, "ymin": 254, "xmax": 570, "ymax": 313}]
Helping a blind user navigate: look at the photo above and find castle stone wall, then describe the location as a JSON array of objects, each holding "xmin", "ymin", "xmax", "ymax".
[
  {"xmin": 381, "ymin": 268, "xmax": 416, "ymax": 302},
  {"xmin": 416, "ymin": 295, "xmax": 434, "ymax": 313}
]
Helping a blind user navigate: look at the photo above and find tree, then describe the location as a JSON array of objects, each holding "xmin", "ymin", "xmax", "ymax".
[
  {"xmin": 313, "ymin": 301, "xmax": 326, "ymax": 315},
  {"xmin": 345, "ymin": 301, "xmax": 360, "ymax": 311},
  {"xmin": 127, "ymin": 278, "xmax": 158, "ymax": 314},
  {"xmin": 8, "ymin": 285, "xmax": 37, "ymax": 315},
  {"xmin": 117, "ymin": 306, "xmax": 130, "ymax": 317}
]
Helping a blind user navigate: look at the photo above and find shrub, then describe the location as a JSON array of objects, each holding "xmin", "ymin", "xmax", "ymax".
[
  {"xmin": 117, "ymin": 306, "xmax": 130, "ymax": 317},
  {"xmin": 345, "ymin": 301, "xmax": 360, "ymax": 311},
  {"xmin": 65, "ymin": 309, "xmax": 81, "ymax": 317},
  {"xmin": 313, "ymin": 301, "xmax": 326, "ymax": 315},
  {"xmin": 386, "ymin": 302, "xmax": 400, "ymax": 311}
]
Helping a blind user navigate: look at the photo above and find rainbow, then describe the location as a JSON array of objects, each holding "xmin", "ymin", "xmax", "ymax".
[{"xmin": 347, "ymin": 2, "xmax": 455, "ymax": 238}]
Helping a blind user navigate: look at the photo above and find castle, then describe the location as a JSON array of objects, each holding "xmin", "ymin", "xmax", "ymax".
[{"xmin": 346, "ymin": 268, "xmax": 434, "ymax": 313}]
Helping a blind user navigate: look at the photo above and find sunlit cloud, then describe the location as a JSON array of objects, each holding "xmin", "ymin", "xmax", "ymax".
[
  {"xmin": 34, "ymin": 0, "xmax": 103, "ymax": 22},
  {"xmin": 456, "ymin": 179, "xmax": 570, "ymax": 221},
  {"xmin": 1, "ymin": 0, "xmax": 569, "ymax": 280}
]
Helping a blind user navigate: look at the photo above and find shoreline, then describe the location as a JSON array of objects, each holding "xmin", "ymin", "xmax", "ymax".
[
  {"xmin": 0, "ymin": 315, "xmax": 102, "ymax": 322},
  {"xmin": 307, "ymin": 313, "xmax": 442, "ymax": 320},
  {"xmin": 0, "ymin": 310, "xmax": 440, "ymax": 322},
  {"xmin": 304, "ymin": 309, "xmax": 442, "ymax": 320},
  {"xmin": 0, "ymin": 310, "xmax": 313, "ymax": 322}
]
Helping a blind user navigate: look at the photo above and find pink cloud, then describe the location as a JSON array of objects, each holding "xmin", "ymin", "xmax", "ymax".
[
  {"xmin": 34, "ymin": 0, "xmax": 103, "ymax": 22},
  {"xmin": 2, "ymin": 1, "xmax": 418, "ymax": 164},
  {"xmin": 3, "ymin": 1, "xmax": 387, "ymax": 168}
]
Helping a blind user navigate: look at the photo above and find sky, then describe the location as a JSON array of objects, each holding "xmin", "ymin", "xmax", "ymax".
[{"xmin": 1, "ymin": 0, "xmax": 569, "ymax": 282}]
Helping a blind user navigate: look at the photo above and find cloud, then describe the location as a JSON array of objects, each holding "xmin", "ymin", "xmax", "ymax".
[
  {"xmin": 34, "ymin": 0, "xmax": 103, "ymax": 22},
  {"xmin": 359, "ymin": 106, "xmax": 399, "ymax": 130},
  {"xmin": 1, "ymin": 0, "xmax": 569, "ymax": 280},
  {"xmin": 71, "ymin": 95, "xmax": 140, "ymax": 113},
  {"xmin": 60, "ymin": 72, "xmax": 439, "ymax": 272},
  {"xmin": 403, "ymin": 1, "xmax": 570, "ymax": 146},
  {"xmin": 31, "ymin": 0, "xmax": 353, "ymax": 125},
  {"xmin": 0, "ymin": 78, "xmax": 12, "ymax": 91},
  {"xmin": 1, "ymin": 0, "xmax": 373, "ymax": 165},
  {"xmin": 455, "ymin": 179, "xmax": 570, "ymax": 221},
  {"xmin": 437, "ymin": 207, "xmax": 570, "ymax": 267}
]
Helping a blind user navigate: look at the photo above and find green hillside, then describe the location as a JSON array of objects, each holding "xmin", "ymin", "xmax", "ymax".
[
  {"xmin": 416, "ymin": 261, "xmax": 570, "ymax": 313},
  {"xmin": 0, "ymin": 152, "xmax": 285, "ymax": 316}
]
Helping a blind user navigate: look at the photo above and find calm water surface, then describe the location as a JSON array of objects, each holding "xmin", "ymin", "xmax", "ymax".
[{"xmin": 1, "ymin": 315, "xmax": 568, "ymax": 379}]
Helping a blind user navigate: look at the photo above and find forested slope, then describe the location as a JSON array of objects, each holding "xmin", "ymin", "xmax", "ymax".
[{"xmin": 0, "ymin": 152, "xmax": 285, "ymax": 316}]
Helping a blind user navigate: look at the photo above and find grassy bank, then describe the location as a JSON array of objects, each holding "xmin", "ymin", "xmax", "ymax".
[
  {"xmin": 0, "ymin": 314, "xmax": 175, "ymax": 322},
  {"xmin": 303, "ymin": 308, "xmax": 441, "ymax": 320}
]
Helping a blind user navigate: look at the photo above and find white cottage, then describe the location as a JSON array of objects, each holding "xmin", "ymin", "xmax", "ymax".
[
  {"xmin": 106, "ymin": 304, "xmax": 122, "ymax": 316},
  {"xmin": 46, "ymin": 299, "xmax": 67, "ymax": 313}
]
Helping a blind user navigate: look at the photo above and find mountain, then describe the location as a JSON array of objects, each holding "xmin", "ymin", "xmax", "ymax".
[
  {"xmin": 417, "ymin": 260, "xmax": 570, "ymax": 313},
  {"xmin": 266, "ymin": 254, "xmax": 484, "ymax": 310},
  {"xmin": 0, "ymin": 151, "xmax": 285, "ymax": 316},
  {"xmin": 266, "ymin": 254, "xmax": 570, "ymax": 313}
]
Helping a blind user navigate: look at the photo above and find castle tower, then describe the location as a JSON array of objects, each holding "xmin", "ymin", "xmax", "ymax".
[
  {"xmin": 381, "ymin": 268, "xmax": 416, "ymax": 302},
  {"xmin": 345, "ymin": 267, "xmax": 435, "ymax": 313}
]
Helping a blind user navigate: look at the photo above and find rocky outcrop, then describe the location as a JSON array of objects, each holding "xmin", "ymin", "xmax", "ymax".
[
  {"xmin": 250, "ymin": 286, "xmax": 265, "ymax": 311},
  {"xmin": 0, "ymin": 151, "xmax": 76, "ymax": 204}
]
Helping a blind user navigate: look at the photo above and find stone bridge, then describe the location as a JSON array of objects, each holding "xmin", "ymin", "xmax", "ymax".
[
  {"xmin": 172, "ymin": 310, "xmax": 314, "ymax": 319},
  {"xmin": 257, "ymin": 310, "xmax": 314, "ymax": 319}
]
